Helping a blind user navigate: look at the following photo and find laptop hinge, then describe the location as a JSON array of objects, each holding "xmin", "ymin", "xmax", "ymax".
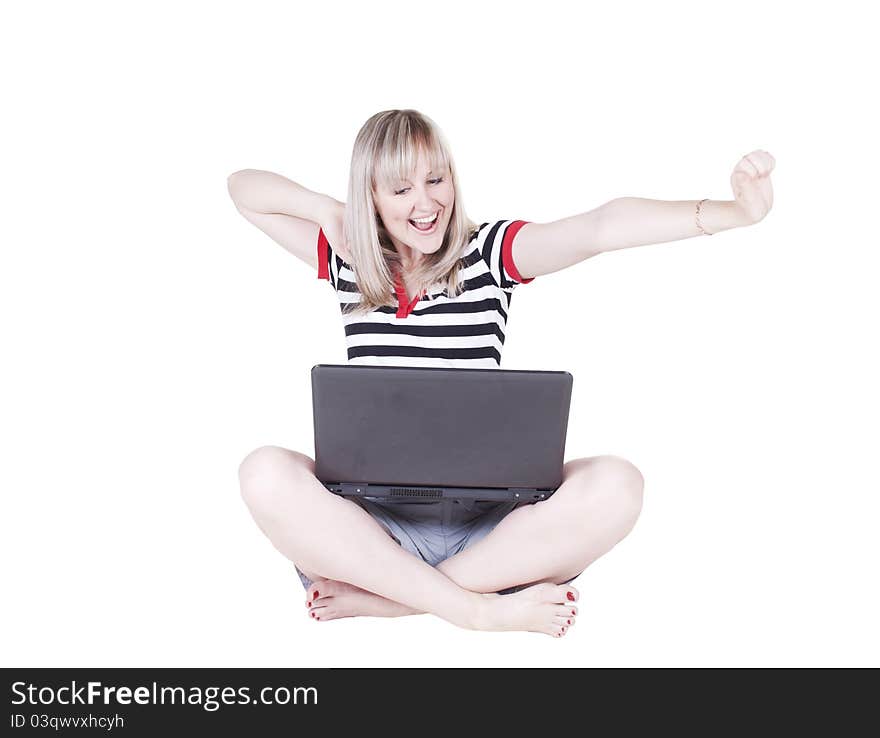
[
  {"xmin": 333, "ymin": 483, "xmax": 549, "ymax": 502},
  {"xmin": 510, "ymin": 488, "xmax": 547, "ymax": 501}
]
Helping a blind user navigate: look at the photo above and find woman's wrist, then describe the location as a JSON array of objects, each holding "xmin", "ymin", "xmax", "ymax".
[{"xmin": 698, "ymin": 199, "xmax": 752, "ymax": 235}]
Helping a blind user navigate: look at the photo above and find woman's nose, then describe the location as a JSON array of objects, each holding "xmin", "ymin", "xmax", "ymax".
[{"xmin": 413, "ymin": 186, "xmax": 435, "ymax": 210}]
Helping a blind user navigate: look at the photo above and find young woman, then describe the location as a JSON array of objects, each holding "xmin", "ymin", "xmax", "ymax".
[{"xmin": 228, "ymin": 109, "xmax": 775, "ymax": 638}]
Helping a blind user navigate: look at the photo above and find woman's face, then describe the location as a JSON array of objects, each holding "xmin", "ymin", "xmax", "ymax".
[{"xmin": 372, "ymin": 149, "xmax": 455, "ymax": 259}]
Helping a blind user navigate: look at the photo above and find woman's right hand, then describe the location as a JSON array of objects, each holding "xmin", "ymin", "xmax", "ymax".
[{"xmin": 320, "ymin": 198, "xmax": 351, "ymax": 263}]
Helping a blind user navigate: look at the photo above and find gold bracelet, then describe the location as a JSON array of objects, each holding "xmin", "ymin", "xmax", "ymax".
[{"xmin": 695, "ymin": 198, "xmax": 713, "ymax": 236}]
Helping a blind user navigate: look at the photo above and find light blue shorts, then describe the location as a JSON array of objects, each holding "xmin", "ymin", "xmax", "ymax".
[{"xmin": 295, "ymin": 497, "xmax": 576, "ymax": 596}]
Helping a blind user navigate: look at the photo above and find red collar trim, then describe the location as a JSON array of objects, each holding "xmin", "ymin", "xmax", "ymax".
[{"xmin": 393, "ymin": 271, "xmax": 424, "ymax": 319}]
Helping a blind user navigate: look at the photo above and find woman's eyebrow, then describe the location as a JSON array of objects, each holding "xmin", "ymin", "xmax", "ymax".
[{"xmin": 394, "ymin": 169, "xmax": 444, "ymax": 184}]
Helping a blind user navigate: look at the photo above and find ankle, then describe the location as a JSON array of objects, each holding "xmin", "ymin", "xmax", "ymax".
[{"xmin": 462, "ymin": 592, "xmax": 496, "ymax": 631}]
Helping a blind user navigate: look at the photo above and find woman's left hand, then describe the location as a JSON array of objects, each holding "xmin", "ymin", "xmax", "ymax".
[{"xmin": 730, "ymin": 149, "xmax": 776, "ymax": 225}]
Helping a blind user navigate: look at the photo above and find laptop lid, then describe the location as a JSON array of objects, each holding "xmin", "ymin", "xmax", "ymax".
[{"xmin": 312, "ymin": 364, "xmax": 572, "ymax": 497}]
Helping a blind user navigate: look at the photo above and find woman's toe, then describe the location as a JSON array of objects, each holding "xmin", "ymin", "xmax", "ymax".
[
  {"xmin": 307, "ymin": 580, "xmax": 330, "ymax": 604},
  {"xmin": 544, "ymin": 583, "xmax": 578, "ymax": 604},
  {"xmin": 306, "ymin": 579, "xmax": 326, "ymax": 607}
]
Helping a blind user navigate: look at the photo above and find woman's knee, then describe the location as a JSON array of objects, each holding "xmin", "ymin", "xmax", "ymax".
[
  {"xmin": 566, "ymin": 454, "xmax": 645, "ymax": 522},
  {"xmin": 238, "ymin": 445, "xmax": 315, "ymax": 513},
  {"xmin": 594, "ymin": 454, "xmax": 644, "ymax": 520}
]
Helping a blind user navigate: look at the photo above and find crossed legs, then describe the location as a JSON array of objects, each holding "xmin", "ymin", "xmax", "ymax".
[
  {"xmin": 239, "ymin": 446, "xmax": 643, "ymax": 636},
  {"xmin": 436, "ymin": 455, "xmax": 644, "ymax": 589}
]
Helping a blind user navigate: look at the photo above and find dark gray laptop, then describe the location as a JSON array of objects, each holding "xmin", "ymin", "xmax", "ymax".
[{"xmin": 312, "ymin": 364, "xmax": 572, "ymax": 503}]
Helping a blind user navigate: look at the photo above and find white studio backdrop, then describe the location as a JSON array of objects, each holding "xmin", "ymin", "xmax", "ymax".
[{"xmin": 2, "ymin": 1, "xmax": 878, "ymax": 667}]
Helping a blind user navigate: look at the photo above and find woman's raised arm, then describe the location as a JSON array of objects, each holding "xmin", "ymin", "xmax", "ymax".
[
  {"xmin": 227, "ymin": 169, "xmax": 347, "ymax": 268},
  {"xmin": 511, "ymin": 150, "xmax": 776, "ymax": 280}
]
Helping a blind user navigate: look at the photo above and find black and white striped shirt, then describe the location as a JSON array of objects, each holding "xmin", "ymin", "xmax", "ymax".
[{"xmin": 317, "ymin": 220, "xmax": 534, "ymax": 369}]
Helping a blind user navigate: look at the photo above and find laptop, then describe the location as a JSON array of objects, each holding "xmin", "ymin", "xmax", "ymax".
[{"xmin": 311, "ymin": 364, "xmax": 573, "ymax": 504}]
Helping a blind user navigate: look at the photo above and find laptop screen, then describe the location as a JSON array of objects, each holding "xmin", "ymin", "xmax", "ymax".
[{"xmin": 312, "ymin": 365, "xmax": 572, "ymax": 491}]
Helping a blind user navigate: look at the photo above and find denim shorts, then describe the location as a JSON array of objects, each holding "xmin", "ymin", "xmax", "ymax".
[{"xmin": 295, "ymin": 497, "xmax": 576, "ymax": 596}]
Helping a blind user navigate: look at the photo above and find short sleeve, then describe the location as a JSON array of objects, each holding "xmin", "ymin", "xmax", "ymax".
[
  {"xmin": 318, "ymin": 227, "xmax": 354, "ymax": 291},
  {"xmin": 317, "ymin": 227, "xmax": 333, "ymax": 282},
  {"xmin": 317, "ymin": 227, "xmax": 358, "ymax": 296},
  {"xmin": 474, "ymin": 220, "xmax": 535, "ymax": 289}
]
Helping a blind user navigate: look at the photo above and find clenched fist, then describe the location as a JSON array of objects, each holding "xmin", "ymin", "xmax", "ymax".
[{"xmin": 731, "ymin": 150, "xmax": 775, "ymax": 225}]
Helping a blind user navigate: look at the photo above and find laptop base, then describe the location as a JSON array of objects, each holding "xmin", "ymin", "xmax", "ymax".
[{"xmin": 324, "ymin": 482, "xmax": 553, "ymax": 504}]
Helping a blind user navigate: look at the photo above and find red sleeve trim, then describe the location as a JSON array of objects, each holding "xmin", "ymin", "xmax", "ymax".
[
  {"xmin": 317, "ymin": 227, "xmax": 330, "ymax": 280},
  {"xmin": 501, "ymin": 220, "xmax": 535, "ymax": 284}
]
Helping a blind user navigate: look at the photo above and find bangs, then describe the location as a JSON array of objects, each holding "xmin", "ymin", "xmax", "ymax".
[{"xmin": 372, "ymin": 116, "xmax": 449, "ymax": 191}]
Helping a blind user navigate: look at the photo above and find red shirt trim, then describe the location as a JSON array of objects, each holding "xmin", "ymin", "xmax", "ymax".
[
  {"xmin": 501, "ymin": 220, "xmax": 535, "ymax": 284},
  {"xmin": 317, "ymin": 228, "xmax": 330, "ymax": 280},
  {"xmin": 393, "ymin": 271, "xmax": 425, "ymax": 319}
]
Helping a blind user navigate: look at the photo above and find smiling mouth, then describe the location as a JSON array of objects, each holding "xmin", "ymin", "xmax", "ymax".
[{"xmin": 409, "ymin": 211, "xmax": 439, "ymax": 232}]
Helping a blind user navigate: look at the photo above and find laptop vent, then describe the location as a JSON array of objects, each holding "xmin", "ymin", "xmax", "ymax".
[{"xmin": 389, "ymin": 487, "xmax": 443, "ymax": 498}]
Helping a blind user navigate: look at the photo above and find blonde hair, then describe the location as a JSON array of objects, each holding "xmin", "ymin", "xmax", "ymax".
[{"xmin": 343, "ymin": 109, "xmax": 478, "ymax": 315}]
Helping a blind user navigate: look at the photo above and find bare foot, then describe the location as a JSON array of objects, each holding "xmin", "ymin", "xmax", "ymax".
[
  {"xmin": 475, "ymin": 583, "xmax": 579, "ymax": 637},
  {"xmin": 302, "ymin": 578, "xmax": 580, "ymax": 637},
  {"xmin": 304, "ymin": 578, "xmax": 423, "ymax": 621}
]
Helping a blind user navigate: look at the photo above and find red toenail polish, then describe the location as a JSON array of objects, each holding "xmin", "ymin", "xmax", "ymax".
[
  {"xmin": 567, "ymin": 592, "xmax": 575, "ymax": 601},
  {"xmin": 310, "ymin": 612, "xmax": 315, "ymax": 618},
  {"xmin": 306, "ymin": 601, "xmax": 311, "ymax": 607},
  {"xmin": 313, "ymin": 590, "xmax": 319, "ymax": 598},
  {"xmin": 567, "ymin": 619, "xmax": 571, "ymax": 624},
  {"xmin": 316, "ymin": 616, "xmax": 320, "ymax": 621},
  {"xmin": 571, "ymin": 610, "xmax": 575, "ymax": 615}
]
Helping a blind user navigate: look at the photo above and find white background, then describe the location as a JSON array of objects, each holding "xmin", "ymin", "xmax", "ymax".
[{"xmin": 2, "ymin": 0, "xmax": 878, "ymax": 667}]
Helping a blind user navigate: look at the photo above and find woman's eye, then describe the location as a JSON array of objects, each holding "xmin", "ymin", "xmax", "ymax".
[{"xmin": 394, "ymin": 178, "xmax": 442, "ymax": 195}]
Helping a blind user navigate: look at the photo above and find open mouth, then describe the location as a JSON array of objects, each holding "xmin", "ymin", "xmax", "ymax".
[{"xmin": 408, "ymin": 211, "xmax": 439, "ymax": 233}]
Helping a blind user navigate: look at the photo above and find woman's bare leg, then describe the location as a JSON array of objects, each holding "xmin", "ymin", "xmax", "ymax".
[
  {"xmin": 303, "ymin": 455, "xmax": 642, "ymax": 622},
  {"xmin": 435, "ymin": 455, "xmax": 644, "ymax": 591},
  {"xmin": 300, "ymin": 577, "xmax": 422, "ymax": 620},
  {"xmin": 239, "ymin": 446, "xmax": 577, "ymax": 636}
]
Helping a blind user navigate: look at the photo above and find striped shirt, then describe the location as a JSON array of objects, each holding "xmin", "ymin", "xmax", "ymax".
[{"xmin": 317, "ymin": 220, "xmax": 535, "ymax": 369}]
